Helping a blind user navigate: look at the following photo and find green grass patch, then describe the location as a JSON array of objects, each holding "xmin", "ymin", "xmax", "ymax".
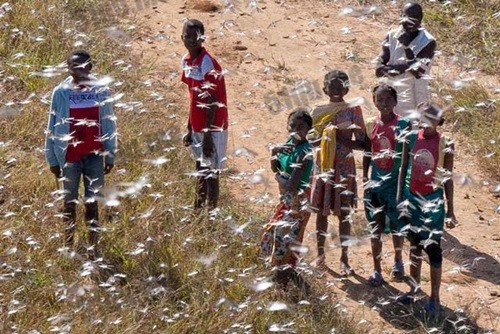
[
  {"xmin": 425, "ymin": 0, "xmax": 499, "ymax": 75},
  {"xmin": 436, "ymin": 82, "xmax": 499, "ymax": 179},
  {"xmin": 423, "ymin": 0, "xmax": 499, "ymax": 180}
]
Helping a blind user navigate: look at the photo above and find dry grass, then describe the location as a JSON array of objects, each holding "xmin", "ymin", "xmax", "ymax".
[
  {"xmin": 425, "ymin": 0, "xmax": 499, "ymax": 75},
  {"xmin": 0, "ymin": 1, "xmax": 359, "ymax": 333},
  {"xmin": 423, "ymin": 1, "xmax": 499, "ymax": 179},
  {"xmin": 436, "ymin": 82, "xmax": 499, "ymax": 180},
  {"xmin": 0, "ymin": 0, "xmax": 496, "ymax": 332}
]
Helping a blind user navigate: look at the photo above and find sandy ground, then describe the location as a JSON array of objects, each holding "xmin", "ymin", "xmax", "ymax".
[{"xmin": 128, "ymin": 0, "xmax": 499, "ymax": 332}]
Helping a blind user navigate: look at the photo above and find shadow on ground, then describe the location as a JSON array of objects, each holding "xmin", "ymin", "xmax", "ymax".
[{"xmin": 311, "ymin": 266, "xmax": 488, "ymax": 333}]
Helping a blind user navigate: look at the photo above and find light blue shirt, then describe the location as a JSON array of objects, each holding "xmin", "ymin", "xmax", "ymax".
[{"xmin": 44, "ymin": 76, "xmax": 117, "ymax": 167}]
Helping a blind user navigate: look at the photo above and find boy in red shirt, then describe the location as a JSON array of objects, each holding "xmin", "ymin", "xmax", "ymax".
[
  {"xmin": 363, "ymin": 84, "xmax": 411, "ymax": 286},
  {"xmin": 181, "ymin": 19, "xmax": 228, "ymax": 210},
  {"xmin": 45, "ymin": 50, "xmax": 117, "ymax": 255},
  {"xmin": 397, "ymin": 102, "xmax": 457, "ymax": 316}
]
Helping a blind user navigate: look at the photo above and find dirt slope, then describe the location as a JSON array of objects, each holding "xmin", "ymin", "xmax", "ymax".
[{"xmin": 129, "ymin": 0, "xmax": 499, "ymax": 332}]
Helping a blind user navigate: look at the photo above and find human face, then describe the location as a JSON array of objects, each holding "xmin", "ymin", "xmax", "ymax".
[
  {"xmin": 401, "ymin": 5, "xmax": 422, "ymax": 33},
  {"xmin": 68, "ymin": 57, "xmax": 91, "ymax": 83},
  {"xmin": 287, "ymin": 117, "xmax": 309, "ymax": 141},
  {"xmin": 374, "ymin": 88, "xmax": 397, "ymax": 116},
  {"xmin": 324, "ymin": 78, "xmax": 348, "ymax": 100},
  {"xmin": 419, "ymin": 107, "xmax": 441, "ymax": 135},
  {"xmin": 182, "ymin": 26, "xmax": 203, "ymax": 54}
]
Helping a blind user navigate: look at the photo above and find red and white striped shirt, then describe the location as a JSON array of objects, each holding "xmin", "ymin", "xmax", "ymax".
[{"xmin": 181, "ymin": 48, "xmax": 228, "ymax": 132}]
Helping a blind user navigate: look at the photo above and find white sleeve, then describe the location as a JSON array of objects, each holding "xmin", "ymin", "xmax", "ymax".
[{"xmin": 200, "ymin": 55, "xmax": 215, "ymax": 77}]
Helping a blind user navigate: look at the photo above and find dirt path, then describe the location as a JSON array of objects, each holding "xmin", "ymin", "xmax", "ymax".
[{"xmin": 129, "ymin": 0, "xmax": 499, "ymax": 332}]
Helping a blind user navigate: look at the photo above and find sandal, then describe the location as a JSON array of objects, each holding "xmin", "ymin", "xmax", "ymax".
[
  {"xmin": 424, "ymin": 299, "xmax": 441, "ymax": 316},
  {"xmin": 391, "ymin": 260, "xmax": 405, "ymax": 281},
  {"xmin": 396, "ymin": 292, "xmax": 414, "ymax": 304},
  {"xmin": 341, "ymin": 261, "xmax": 354, "ymax": 276},
  {"xmin": 368, "ymin": 271, "xmax": 383, "ymax": 287}
]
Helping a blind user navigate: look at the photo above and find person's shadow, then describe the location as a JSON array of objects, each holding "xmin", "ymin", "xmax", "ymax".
[
  {"xmin": 442, "ymin": 231, "xmax": 500, "ymax": 286},
  {"xmin": 321, "ymin": 266, "xmax": 486, "ymax": 333}
]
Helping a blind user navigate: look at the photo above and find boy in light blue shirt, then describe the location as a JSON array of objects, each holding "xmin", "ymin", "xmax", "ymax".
[{"xmin": 45, "ymin": 50, "xmax": 117, "ymax": 256}]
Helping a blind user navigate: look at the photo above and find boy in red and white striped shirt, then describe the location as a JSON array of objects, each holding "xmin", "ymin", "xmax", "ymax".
[{"xmin": 181, "ymin": 19, "xmax": 228, "ymax": 210}]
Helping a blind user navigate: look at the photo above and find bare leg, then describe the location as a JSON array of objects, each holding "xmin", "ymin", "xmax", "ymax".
[
  {"xmin": 389, "ymin": 233, "xmax": 406, "ymax": 281},
  {"xmin": 392, "ymin": 234, "xmax": 404, "ymax": 263},
  {"xmin": 429, "ymin": 266, "xmax": 441, "ymax": 305},
  {"xmin": 339, "ymin": 210, "xmax": 351, "ymax": 268},
  {"xmin": 63, "ymin": 202, "xmax": 77, "ymax": 248},
  {"xmin": 316, "ymin": 213, "xmax": 328, "ymax": 259},
  {"xmin": 370, "ymin": 214, "xmax": 384, "ymax": 274},
  {"xmin": 408, "ymin": 246, "xmax": 422, "ymax": 294},
  {"xmin": 390, "ymin": 219, "xmax": 404, "ymax": 263}
]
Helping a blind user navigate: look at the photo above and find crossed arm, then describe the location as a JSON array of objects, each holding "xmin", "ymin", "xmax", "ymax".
[{"xmin": 376, "ymin": 35, "xmax": 436, "ymax": 79}]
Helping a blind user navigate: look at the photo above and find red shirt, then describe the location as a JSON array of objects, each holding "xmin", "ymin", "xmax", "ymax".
[
  {"xmin": 370, "ymin": 115, "xmax": 399, "ymax": 171},
  {"xmin": 409, "ymin": 129, "xmax": 441, "ymax": 195},
  {"xmin": 181, "ymin": 48, "xmax": 228, "ymax": 132},
  {"xmin": 66, "ymin": 86, "xmax": 104, "ymax": 162}
]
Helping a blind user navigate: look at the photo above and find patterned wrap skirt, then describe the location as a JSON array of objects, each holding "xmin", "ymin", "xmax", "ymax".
[
  {"xmin": 309, "ymin": 154, "xmax": 357, "ymax": 217},
  {"xmin": 260, "ymin": 193, "xmax": 311, "ymax": 268}
]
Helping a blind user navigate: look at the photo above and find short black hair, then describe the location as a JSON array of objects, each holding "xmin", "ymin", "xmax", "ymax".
[
  {"xmin": 288, "ymin": 108, "xmax": 312, "ymax": 129},
  {"xmin": 373, "ymin": 83, "xmax": 398, "ymax": 102},
  {"xmin": 403, "ymin": 2, "xmax": 423, "ymax": 21},
  {"xmin": 418, "ymin": 102, "xmax": 445, "ymax": 126},
  {"xmin": 67, "ymin": 50, "xmax": 92, "ymax": 70},
  {"xmin": 324, "ymin": 70, "xmax": 350, "ymax": 89},
  {"xmin": 184, "ymin": 19, "xmax": 205, "ymax": 35}
]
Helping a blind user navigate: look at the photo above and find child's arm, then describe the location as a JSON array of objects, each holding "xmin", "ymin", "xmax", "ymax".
[
  {"xmin": 100, "ymin": 87, "xmax": 116, "ymax": 174},
  {"xmin": 352, "ymin": 107, "xmax": 369, "ymax": 151},
  {"xmin": 202, "ymin": 95, "xmax": 216, "ymax": 157},
  {"xmin": 405, "ymin": 40, "xmax": 436, "ymax": 79},
  {"xmin": 443, "ymin": 141, "xmax": 457, "ymax": 228},
  {"xmin": 199, "ymin": 58, "xmax": 225, "ymax": 157},
  {"xmin": 270, "ymin": 143, "xmax": 294, "ymax": 173},
  {"xmin": 396, "ymin": 140, "xmax": 409, "ymax": 203},
  {"xmin": 270, "ymin": 147, "xmax": 281, "ymax": 173},
  {"xmin": 45, "ymin": 88, "xmax": 61, "ymax": 178},
  {"xmin": 376, "ymin": 34, "xmax": 436, "ymax": 78},
  {"xmin": 182, "ymin": 122, "xmax": 193, "ymax": 147},
  {"xmin": 362, "ymin": 140, "xmax": 372, "ymax": 183},
  {"xmin": 285, "ymin": 152, "xmax": 307, "ymax": 197},
  {"xmin": 375, "ymin": 35, "xmax": 393, "ymax": 77}
]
